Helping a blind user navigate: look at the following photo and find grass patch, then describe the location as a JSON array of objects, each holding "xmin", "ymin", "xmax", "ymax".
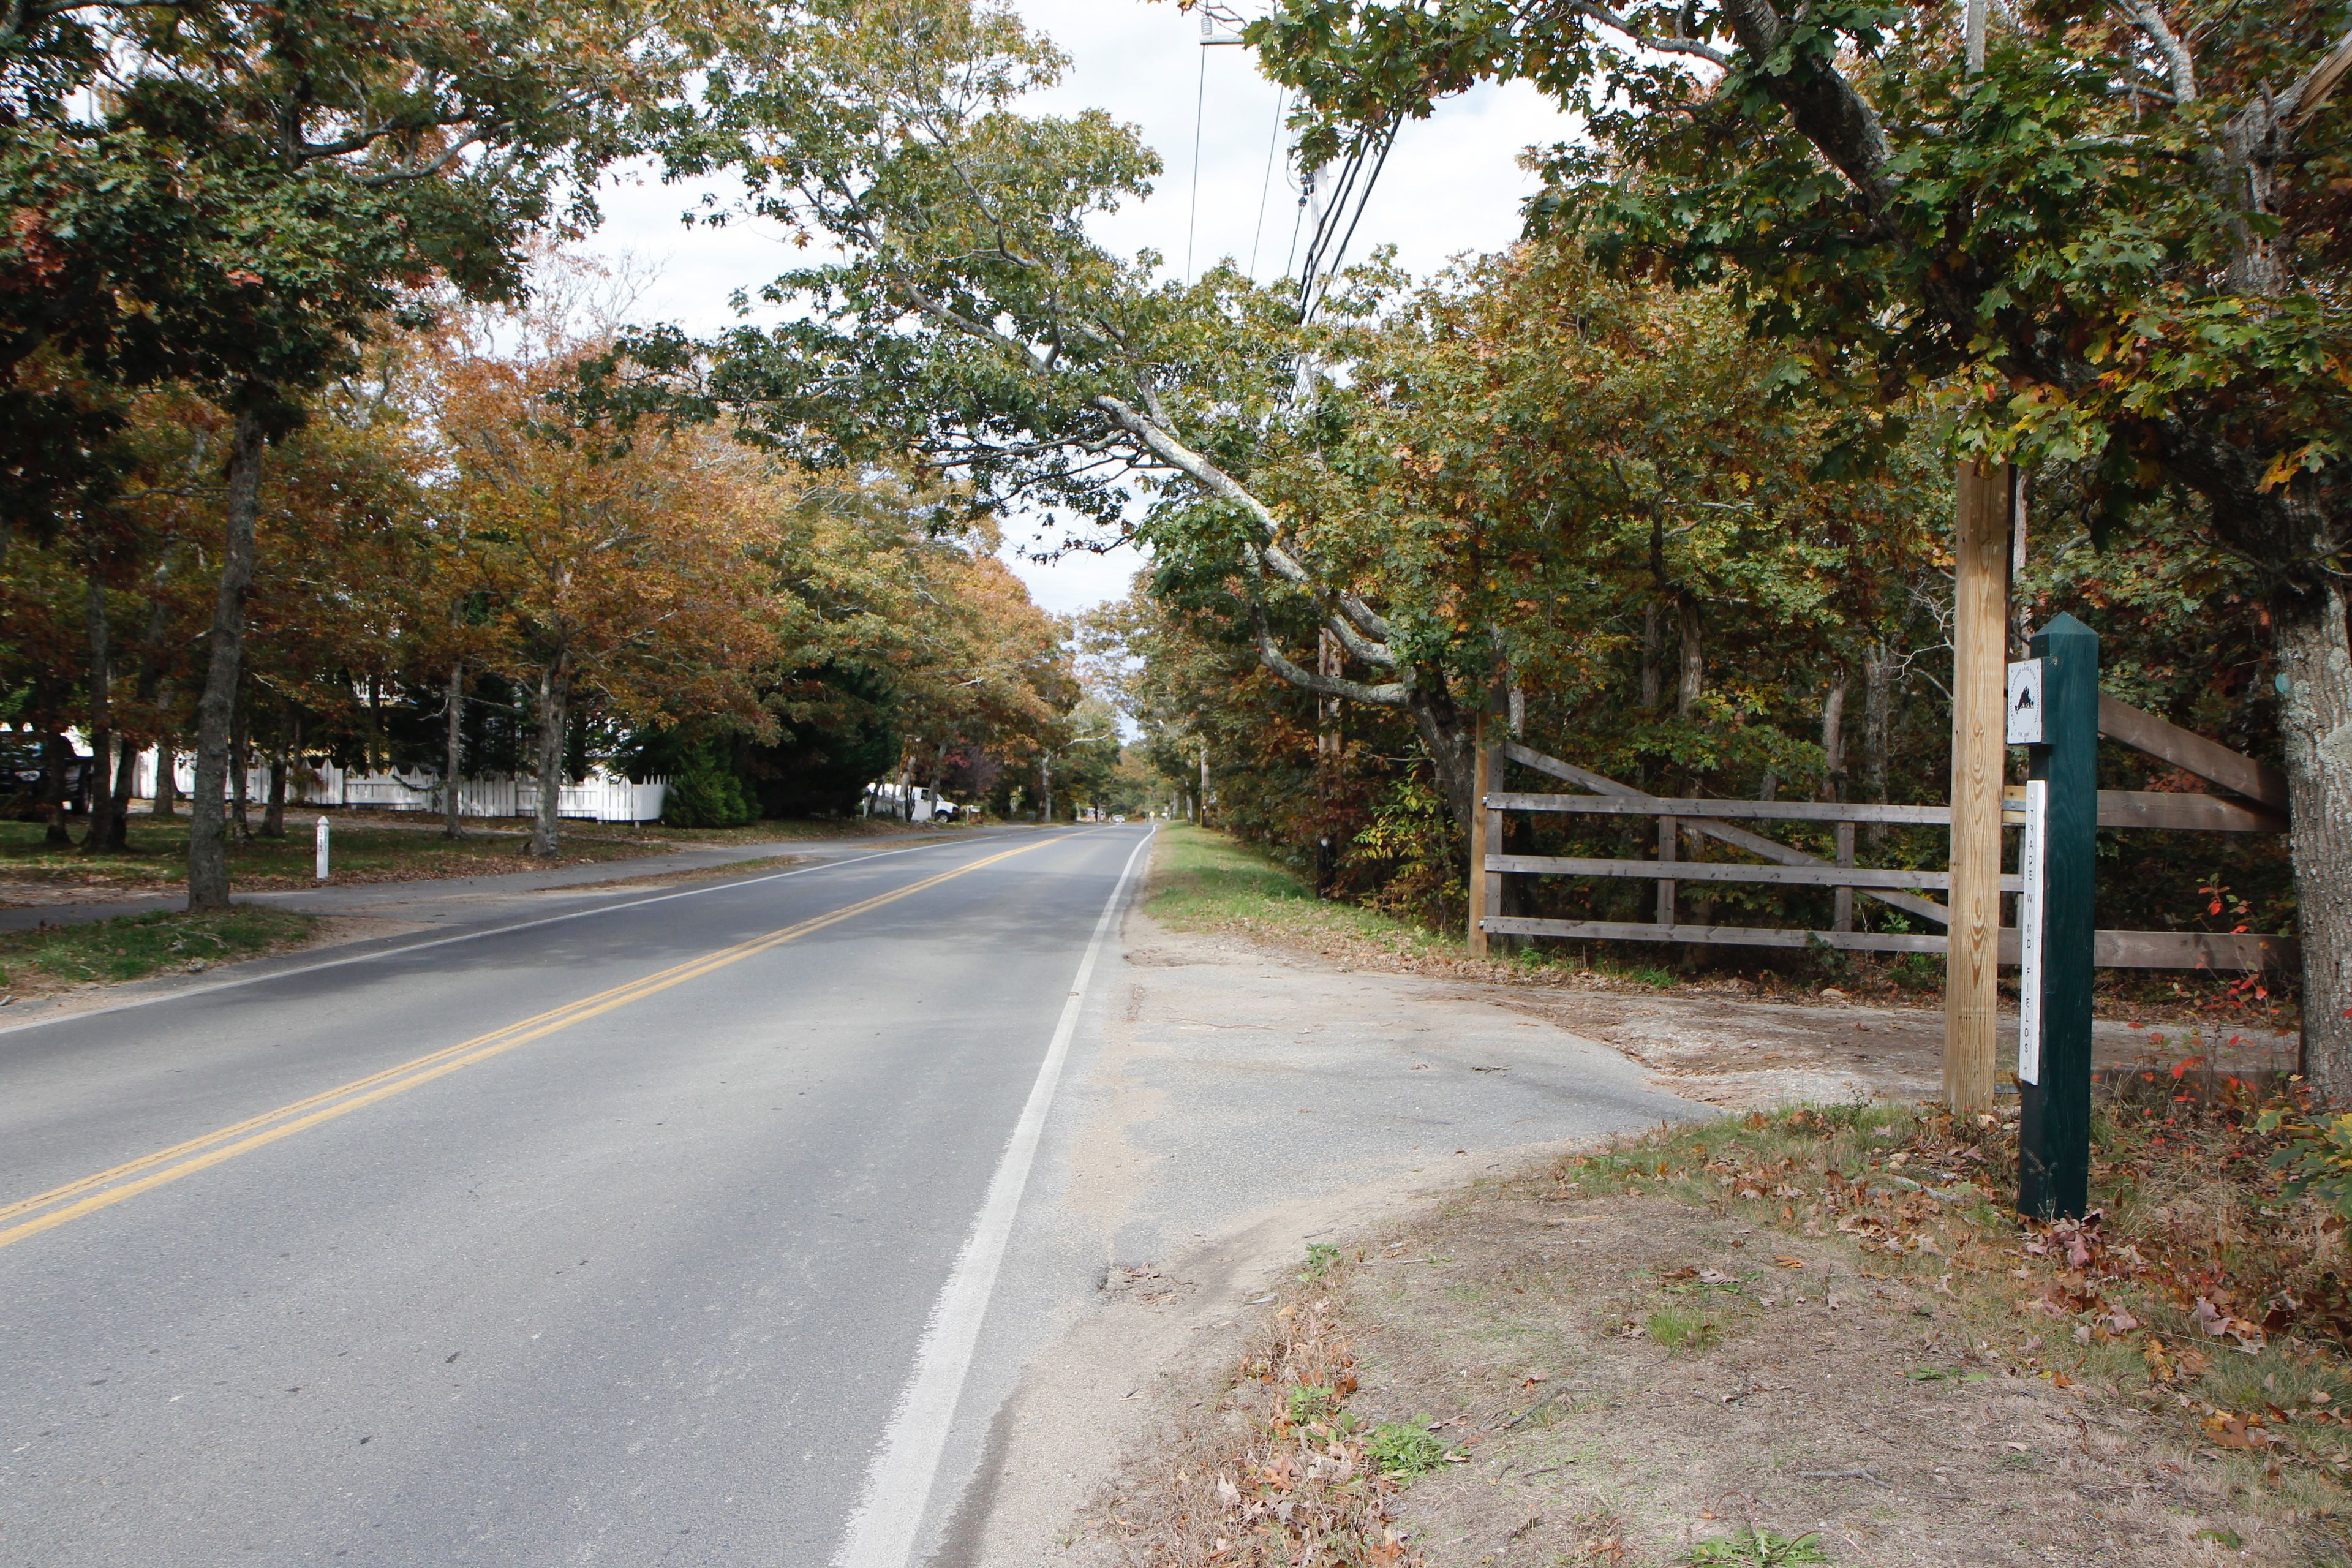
[
  {"xmin": 1684, "ymin": 1526, "xmax": 1830, "ymax": 1566},
  {"xmin": 0, "ymin": 905, "xmax": 318, "ymax": 990},
  {"xmin": 1145, "ymin": 826, "xmax": 1470, "ymax": 966},
  {"xmin": 0, "ymin": 815, "xmax": 658, "ymax": 892},
  {"xmin": 1645, "ymin": 1305, "xmax": 1722, "ymax": 1352},
  {"xmin": 1365, "ymin": 1419, "xmax": 1447, "ymax": 1479},
  {"xmin": 1556, "ymin": 1091, "xmax": 2352, "ymax": 1519},
  {"xmin": 0, "ymin": 813, "xmax": 960, "ymax": 895}
]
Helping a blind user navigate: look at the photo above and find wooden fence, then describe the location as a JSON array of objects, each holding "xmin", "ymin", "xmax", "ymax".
[
  {"xmin": 1470, "ymin": 695, "xmax": 2296, "ymax": 973},
  {"xmin": 132, "ymin": 752, "xmax": 669, "ymax": 824}
]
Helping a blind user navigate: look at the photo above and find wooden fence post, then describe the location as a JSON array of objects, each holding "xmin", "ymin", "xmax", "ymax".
[
  {"xmin": 1834, "ymin": 822, "xmax": 1856, "ymax": 933},
  {"xmin": 1484, "ymin": 741, "xmax": 1507, "ymax": 951},
  {"xmin": 1946, "ymin": 458, "xmax": 2013, "ymax": 1110},
  {"xmin": 1656, "ymin": 815, "xmax": 1678, "ymax": 926},
  {"xmin": 1469, "ymin": 723, "xmax": 1493, "ymax": 957}
]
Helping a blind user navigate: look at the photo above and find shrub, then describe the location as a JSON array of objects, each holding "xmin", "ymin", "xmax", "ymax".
[
  {"xmin": 661, "ymin": 742, "xmax": 758, "ymax": 829},
  {"xmin": 1298, "ymin": 1241, "xmax": 1343, "ymax": 1281},
  {"xmin": 2258, "ymin": 1107, "xmax": 2352, "ymax": 1221}
]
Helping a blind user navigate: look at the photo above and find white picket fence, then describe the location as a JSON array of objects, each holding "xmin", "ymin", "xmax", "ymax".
[{"xmin": 132, "ymin": 750, "xmax": 668, "ymax": 824}]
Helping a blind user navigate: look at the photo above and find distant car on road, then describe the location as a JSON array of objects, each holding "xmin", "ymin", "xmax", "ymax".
[{"xmin": 1112, "ymin": 814, "xmax": 1126, "ymax": 823}]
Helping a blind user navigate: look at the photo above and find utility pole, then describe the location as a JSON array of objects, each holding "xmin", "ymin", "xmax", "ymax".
[
  {"xmin": 1944, "ymin": 0, "xmax": 2014, "ymax": 1112},
  {"xmin": 1199, "ymin": 738, "xmax": 1212, "ymax": 828}
]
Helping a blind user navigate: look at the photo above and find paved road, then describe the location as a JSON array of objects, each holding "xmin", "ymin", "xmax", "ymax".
[{"xmin": 0, "ymin": 826, "xmax": 1150, "ymax": 1566}]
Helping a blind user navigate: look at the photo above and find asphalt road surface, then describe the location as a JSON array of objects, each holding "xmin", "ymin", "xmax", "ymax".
[{"xmin": 0, "ymin": 825, "xmax": 1151, "ymax": 1567}]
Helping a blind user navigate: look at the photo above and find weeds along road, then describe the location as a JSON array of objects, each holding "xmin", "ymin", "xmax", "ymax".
[{"xmin": 0, "ymin": 824, "xmax": 1152, "ymax": 1567}]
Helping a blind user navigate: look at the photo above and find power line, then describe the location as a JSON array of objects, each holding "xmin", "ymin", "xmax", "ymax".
[
  {"xmin": 1185, "ymin": 12, "xmax": 1208, "ymax": 284},
  {"xmin": 1247, "ymin": 86, "xmax": 1287, "ymax": 282},
  {"xmin": 1293, "ymin": 118, "xmax": 1398, "ymax": 322},
  {"xmin": 1283, "ymin": 160, "xmax": 1311, "ymax": 285}
]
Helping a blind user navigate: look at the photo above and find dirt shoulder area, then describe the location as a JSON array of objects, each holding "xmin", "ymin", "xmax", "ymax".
[
  {"xmin": 1087, "ymin": 1106, "xmax": 2352, "ymax": 1567},
  {"xmin": 1146, "ymin": 826, "xmax": 2296, "ymax": 1107},
  {"xmin": 1025, "ymin": 831, "xmax": 2342, "ymax": 1568}
]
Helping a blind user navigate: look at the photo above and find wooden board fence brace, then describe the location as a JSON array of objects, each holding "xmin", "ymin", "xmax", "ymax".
[
  {"xmin": 1485, "ymin": 789, "xmax": 2282, "ymax": 833},
  {"xmin": 1471, "ymin": 739, "xmax": 2296, "ymax": 974}
]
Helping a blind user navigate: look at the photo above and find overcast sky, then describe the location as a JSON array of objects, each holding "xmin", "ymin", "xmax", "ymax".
[{"xmin": 579, "ymin": 0, "xmax": 1574, "ymax": 620}]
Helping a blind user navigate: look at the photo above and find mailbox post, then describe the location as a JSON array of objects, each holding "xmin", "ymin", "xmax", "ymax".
[
  {"xmin": 315, "ymin": 816, "xmax": 331, "ymax": 883},
  {"xmin": 2011, "ymin": 614, "xmax": 2099, "ymax": 1219}
]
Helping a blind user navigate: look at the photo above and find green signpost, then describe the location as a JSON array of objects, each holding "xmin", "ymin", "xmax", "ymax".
[{"xmin": 2011, "ymin": 613, "xmax": 2100, "ymax": 1219}]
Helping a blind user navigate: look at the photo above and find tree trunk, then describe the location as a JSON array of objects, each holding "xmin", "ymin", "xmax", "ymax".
[
  {"xmin": 443, "ymin": 661, "xmax": 466, "ymax": 839},
  {"xmin": 1403, "ymin": 673, "xmax": 1477, "ymax": 837},
  {"xmin": 38, "ymin": 726, "xmax": 72, "ymax": 845},
  {"xmin": 262, "ymin": 711, "xmax": 287, "ymax": 840},
  {"xmin": 1860, "ymin": 639, "xmax": 1896, "ymax": 848},
  {"xmin": 1676, "ymin": 596, "xmax": 1705, "ymax": 719},
  {"xmin": 1820, "ymin": 676, "xmax": 1849, "ymax": 801},
  {"xmin": 530, "ymin": 656, "xmax": 570, "ymax": 858},
  {"xmin": 154, "ymin": 732, "xmax": 178, "ymax": 818},
  {"xmin": 1640, "ymin": 603, "xmax": 1662, "ymax": 710},
  {"xmin": 2275, "ymin": 580, "xmax": 2352, "ymax": 1099},
  {"xmin": 118, "ymin": 599, "xmax": 170, "ymax": 839},
  {"xmin": 229, "ymin": 680, "xmax": 252, "ymax": 841},
  {"xmin": 187, "ymin": 407, "xmax": 265, "ymax": 913},
  {"xmin": 107, "ymin": 737, "xmax": 137, "ymax": 848},
  {"xmin": 81, "ymin": 573, "xmax": 117, "ymax": 855},
  {"xmin": 892, "ymin": 751, "xmax": 913, "ymax": 822}
]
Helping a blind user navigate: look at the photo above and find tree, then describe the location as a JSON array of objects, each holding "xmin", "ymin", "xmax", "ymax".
[
  {"xmin": 438, "ymin": 346, "xmax": 783, "ymax": 856},
  {"xmin": 635, "ymin": 0, "xmax": 1512, "ymax": 834},
  {"xmin": 1254, "ymin": 0, "xmax": 2352, "ymax": 1087},
  {"xmin": 4, "ymin": 0, "xmax": 707, "ymax": 906}
]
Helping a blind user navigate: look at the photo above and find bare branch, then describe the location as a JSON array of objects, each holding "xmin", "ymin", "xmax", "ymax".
[
  {"xmin": 1247, "ymin": 601, "xmax": 1410, "ymax": 706},
  {"xmin": 2285, "ymin": 24, "xmax": 2352, "ymax": 126},
  {"xmin": 1571, "ymin": 0, "xmax": 1733, "ymax": 67},
  {"xmin": 2120, "ymin": 0, "xmax": 2198, "ymax": 102}
]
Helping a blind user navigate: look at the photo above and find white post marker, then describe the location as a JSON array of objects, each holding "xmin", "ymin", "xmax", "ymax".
[
  {"xmin": 315, "ymin": 816, "xmax": 331, "ymax": 882},
  {"xmin": 832, "ymin": 827, "xmax": 1153, "ymax": 1568},
  {"xmin": 2015, "ymin": 778, "xmax": 2048, "ymax": 1085},
  {"xmin": 2006, "ymin": 659, "xmax": 2048, "ymax": 1085}
]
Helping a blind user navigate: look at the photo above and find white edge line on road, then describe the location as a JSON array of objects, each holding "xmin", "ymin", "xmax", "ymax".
[
  {"xmin": 833, "ymin": 826, "xmax": 1156, "ymax": 1568},
  {"xmin": 0, "ymin": 829, "xmax": 1078, "ymax": 1042}
]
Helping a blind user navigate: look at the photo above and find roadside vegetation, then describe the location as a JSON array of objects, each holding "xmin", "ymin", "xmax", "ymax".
[
  {"xmin": 0, "ymin": 810, "xmax": 963, "ymax": 900},
  {"xmin": 0, "ymin": 815, "xmax": 658, "ymax": 894},
  {"xmin": 1104, "ymin": 1091, "xmax": 2352, "ymax": 1566},
  {"xmin": 1147, "ymin": 824, "xmax": 1717, "ymax": 988},
  {"xmin": 0, "ymin": 907, "xmax": 317, "ymax": 996},
  {"xmin": 1147, "ymin": 825, "xmax": 1469, "ymax": 971},
  {"xmin": 1144, "ymin": 827, "xmax": 2290, "ymax": 1043}
]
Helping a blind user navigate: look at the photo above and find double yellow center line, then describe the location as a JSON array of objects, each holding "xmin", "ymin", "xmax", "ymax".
[{"xmin": 0, "ymin": 839, "xmax": 1054, "ymax": 1254}]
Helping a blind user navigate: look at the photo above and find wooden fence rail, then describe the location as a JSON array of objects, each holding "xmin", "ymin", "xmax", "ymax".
[{"xmin": 1477, "ymin": 720, "xmax": 2296, "ymax": 973}]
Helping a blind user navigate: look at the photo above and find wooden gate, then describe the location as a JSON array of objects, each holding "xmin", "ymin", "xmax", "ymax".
[{"xmin": 1467, "ymin": 695, "xmax": 2294, "ymax": 973}]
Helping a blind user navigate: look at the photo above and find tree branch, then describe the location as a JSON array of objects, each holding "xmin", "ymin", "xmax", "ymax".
[
  {"xmin": 1248, "ymin": 600, "xmax": 1410, "ymax": 706},
  {"xmin": 2120, "ymin": 0, "xmax": 2199, "ymax": 102},
  {"xmin": 1572, "ymin": 0, "xmax": 1733, "ymax": 67},
  {"xmin": 1715, "ymin": 0, "xmax": 1897, "ymax": 213}
]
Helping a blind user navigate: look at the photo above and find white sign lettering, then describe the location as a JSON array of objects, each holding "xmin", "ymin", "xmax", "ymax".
[{"xmin": 2017, "ymin": 778, "xmax": 2048, "ymax": 1085}]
